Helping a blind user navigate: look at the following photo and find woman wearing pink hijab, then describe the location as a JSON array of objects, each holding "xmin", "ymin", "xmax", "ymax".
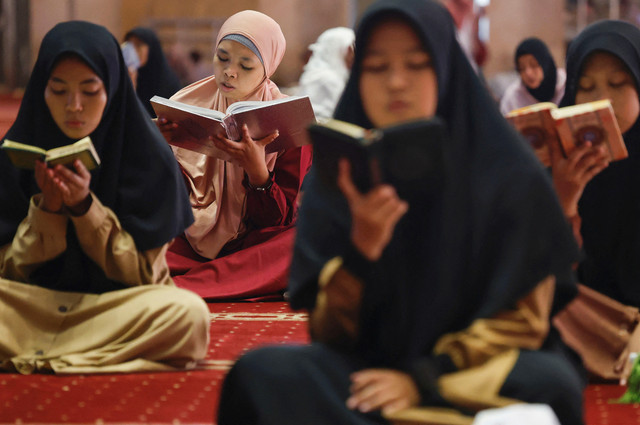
[{"xmin": 157, "ymin": 10, "xmax": 313, "ymax": 300}]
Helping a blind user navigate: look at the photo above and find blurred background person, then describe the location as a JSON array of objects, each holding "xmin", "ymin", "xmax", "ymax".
[
  {"xmin": 500, "ymin": 37, "xmax": 566, "ymax": 114},
  {"xmin": 296, "ymin": 27, "xmax": 355, "ymax": 122},
  {"xmin": 124, "ymin": 27, "xmax": 182, "ymax": 117}
]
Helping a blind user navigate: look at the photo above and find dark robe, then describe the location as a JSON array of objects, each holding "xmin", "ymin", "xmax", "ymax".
[
  {"xmin": 559, "ymin": 20, "xmax": 640, "ymax": 307},
  {"xmin": 218, "ymin": 1, "xmax": 585, "ymax": 424},
  {"xmin": 1, "ymin": 21, "xmax": 193, "ymax": 293}
]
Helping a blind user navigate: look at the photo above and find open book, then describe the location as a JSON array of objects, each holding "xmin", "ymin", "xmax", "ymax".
[
  {"xmin": 308, "ymin": 118, "xmax": 445, "ymax": 197},
  {"xmin": 506, "ymin": 99, "xmax": 628, "ymax": 167},
  {"xmin": 1, "ymin": 136, "xmax": 101, "ymax": 170},
  {"xmin": 151, "ymin": 95, "xmax": 316, "ymax": 161}
]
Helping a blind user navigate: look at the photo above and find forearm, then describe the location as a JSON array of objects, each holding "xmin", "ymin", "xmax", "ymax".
[
  {"xmin": 0, "ymin": 195, "xmax": 68, "ymax": 282},
  {"xmin": 245, "ymin": 146, "xmax": 312, "ymax": 228},
  {"xmin": 71, "ymin": 193, "xmax": 173, "ymax": 286}
]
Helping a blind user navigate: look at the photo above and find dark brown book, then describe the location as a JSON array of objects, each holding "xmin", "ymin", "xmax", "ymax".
[{"xmin": 308, "ymin": 118, "xmax": 445, "ymax": 197}]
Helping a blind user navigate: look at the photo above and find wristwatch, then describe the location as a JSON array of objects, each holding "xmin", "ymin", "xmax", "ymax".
[{"xmin": 246, "ymin": 171, "xmax": 274, "ymax": 191}]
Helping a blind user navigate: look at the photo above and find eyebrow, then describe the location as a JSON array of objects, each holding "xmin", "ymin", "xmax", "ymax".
[
  {"xmin": 217, "ymin": 47, "xmax": 259, "ymax": 63},
  {"xmin": 50, "ymin": 76, "xmax": 101, "ymax": 85}
]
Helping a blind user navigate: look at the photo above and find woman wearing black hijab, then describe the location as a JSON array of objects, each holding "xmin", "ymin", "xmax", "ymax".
[
  {"xmin": 500, "ymin": 37, "xmax": 566, "ymax": 114},
  {"xmin": 551, "ymin": 20, "xmax": 640, "ymax": 382},
  {"xmin": 0, "ymin": 21, "xmax": 209, "ymax": 374},
  {"xmin": 216, "ymin": 1, "xmax": 584, "ymax": 424},
  {"xmin": 124, "ymin": 27, "xmax": 182, "ymax": 117}
]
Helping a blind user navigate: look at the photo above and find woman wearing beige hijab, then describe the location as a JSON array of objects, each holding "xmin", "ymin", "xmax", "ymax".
[{"xmin": 158, "ymin": 10, "xmax": 313, "ymax": 300}]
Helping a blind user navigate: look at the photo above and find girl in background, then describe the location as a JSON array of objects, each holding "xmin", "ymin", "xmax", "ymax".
[
  {"xmin": 500, "ymin": 37, "xmax": 566, "ymax": 114},
  {"xmin": 124, "ymin": 27, "xmax": 182, "ymax": 117},
  {"xmin": 297, "ymin": 27, "xmax": 355, "ymax": 121}
]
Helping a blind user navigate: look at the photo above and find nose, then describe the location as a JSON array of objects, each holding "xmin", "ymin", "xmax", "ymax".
[
  {"xmin": 224, "ymin": 64, "xmax": 237, "ymax": 79},
  {"xmin": 66, "ymin": 91, "xmax": 82, "ymax": 112},
  {"xmin": 388, "ymin": 64, "xmax": 409, "ymax": 90}
]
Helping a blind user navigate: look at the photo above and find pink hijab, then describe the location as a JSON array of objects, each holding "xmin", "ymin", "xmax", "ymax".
[{"xmin": 170, "ymin": 10, "xmax": 287, "ymax": 259}]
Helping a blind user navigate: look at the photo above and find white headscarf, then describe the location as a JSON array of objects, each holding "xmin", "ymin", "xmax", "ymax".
[{"xmin": 297, "ymin": 27, "xmax": 355, "ymax": 121}]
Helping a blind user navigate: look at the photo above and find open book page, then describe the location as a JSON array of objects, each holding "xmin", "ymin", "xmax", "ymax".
[
  {"xmin": 221, "ymin": 95, "xmax": 316, "ymax": 151},
  {"xmin": 1, "ymin": 140, "xmax": 47, "ymax": 169},
  {"xmin": 1, "ymin": 136, "xmax": 100, "ymax": 170},
  {"xmin": 552, "ymin": 99, "xmax": 628, "ymax": 161},
  {"xmin": 151, "ymin": 95, "xmax": 316, "ymax": 160},
  {"xmin": 46, "ymin": 137, "xmax": 101, "ymax": 170}
]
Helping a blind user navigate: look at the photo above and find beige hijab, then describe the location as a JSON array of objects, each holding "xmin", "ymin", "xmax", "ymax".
[{"xmin": 170, "ymin": 10, "xmax": 286, "ymax": 259}]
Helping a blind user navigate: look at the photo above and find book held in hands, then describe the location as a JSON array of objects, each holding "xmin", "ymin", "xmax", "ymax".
[
  {"xmin": 1, "ymin": 136, "xmax": 101, "ymax": 170},
  {"xmin": 506, "ymin": 99, "xmax": 628, "ymax": 167},
  {"xmin": 151, "ymin": 95, "xmax": 316, "ymax": 161},
  {"xmin": 308, "ymin": 118, "xmax": 445, "ymax": 198}
]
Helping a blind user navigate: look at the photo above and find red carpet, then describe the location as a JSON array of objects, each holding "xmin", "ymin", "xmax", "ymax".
[
  {"xmin": 0, "ymin": 302, "xmax": 309, "ymax": 424},
  {"xmin": 0, "ymin": 98, "xmax": 638, "ymax": 424}
]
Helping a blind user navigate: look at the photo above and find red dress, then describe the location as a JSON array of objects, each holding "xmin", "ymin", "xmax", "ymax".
[{"xmin": 167, "ymin": 145, "xmax": 312, "ymax": 301}]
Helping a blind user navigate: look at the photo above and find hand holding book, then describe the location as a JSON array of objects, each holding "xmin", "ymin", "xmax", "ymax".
[
  {"xmin": 547, "ymin": 130, "xmax": 610, "ymax": 217},
  {"xmin": 337, "ymin": 158, "xmax": 408, "ymax": 261}
]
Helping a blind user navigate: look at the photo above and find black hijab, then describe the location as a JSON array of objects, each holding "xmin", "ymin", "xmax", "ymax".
[
  {"xmin": 560, "ymin": 20, "xmax": 640, "ymax": 306},
  {"xmin": 1, "ymin": 21, "xmax": 193, "ymax": 293},
  {"xmin": 288, "ymin": 0, "xmax": 579, "ymax": 366},
  {"xmin": 515, "ymin": 37, "xmax": 558, "ymax": 103},
  {"xmin": 125, "ymin": 27, "xmax": 182, "ymax": 117}
]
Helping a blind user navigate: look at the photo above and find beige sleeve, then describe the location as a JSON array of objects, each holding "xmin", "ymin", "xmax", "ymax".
[
  {"xmin": 0, "ymin": 195, "xmax": 69, "ymax": 282},
  {"xmin": 308, "ymin": 257, "xmax": 363, "ymax": 349},
  {"xmin": 69, "ymin": 194, "xmax": 173, "ymax": 286},
  {"xmin": 434, "ymin": 276, "xmax": 556, "ymax": 370}
]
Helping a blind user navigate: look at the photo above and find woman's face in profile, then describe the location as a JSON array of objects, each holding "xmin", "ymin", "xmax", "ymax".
[
  {"xmin": 44, "ymin": 56, "xmax": 107, "ymax": 139},
  {"xmin": 359, "ymin": 18, "xmax": 438, "ymax": 128}
]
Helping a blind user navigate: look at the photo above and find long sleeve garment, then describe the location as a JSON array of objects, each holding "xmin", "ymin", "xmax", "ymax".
[{"xmin": 0, "ymin": 193, "xmax": 172, "ymax": 286}]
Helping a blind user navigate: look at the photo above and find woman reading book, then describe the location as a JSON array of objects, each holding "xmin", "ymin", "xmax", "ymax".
[
  {"xmin": 217, "ymin": 1, "xmax": 585, "ymax": 424},
  {"xmin": 550, "ymin": 20, "xmax": 640, "ymax": 383},
  {"xmin": 500, "ymin": 37, "xmax": 566, "ymax": 115},
  {"xmin": 157, "ymin": 10, "xmax": 313, "ymax": 301},
  {"xmin": 0, "ymin": 21, "xmax": 209, "ymax": 374}
]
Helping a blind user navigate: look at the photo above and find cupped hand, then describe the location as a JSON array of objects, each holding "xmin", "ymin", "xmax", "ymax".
[
  {"xmin": 155, "ymin": 116, "xmax": 179, "ymax": 141},
  {"xmin": 346, "ymin": 369, "xmax": 420, "ymax": 415},
  {"xmin": 210, "ymin": 124, "xmax": 279, "ymax": 187},
  {"xmin": 337, "ymin": 159, "xmax": 408, "ymax": 261},
  {"xmin": 35, "ymin": 160, "xmax": 64, "ymax": 213},
  {"xmin": 549, "ymin": 140, "xmax": 609, "ymax": 217},
  {"xmin": 50, "ymin": 160, "xmax": 92, "ymax": 215}
]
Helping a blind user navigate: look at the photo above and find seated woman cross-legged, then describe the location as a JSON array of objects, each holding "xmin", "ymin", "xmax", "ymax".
[
  {"xmin": 158, "ymin": 11, "xmax": 312, "ymax": 301},
  {"xmin": 217, "ymin": 1, "xmax": 586, "ymax": 424},
  {"xmin": 0, "ymin": 21, "xmax": 209, "ymax": 374}
]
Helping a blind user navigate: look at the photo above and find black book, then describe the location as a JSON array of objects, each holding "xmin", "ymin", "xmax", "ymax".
[{"xmin": 308, "ymin": 117, "xmax": 446, "ymax": 198}]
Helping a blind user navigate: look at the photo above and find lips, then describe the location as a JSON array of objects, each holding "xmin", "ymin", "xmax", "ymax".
[
  {"xmin": 65, "ymin": 120, "xmax": 83, "ymax": 128},
  {"xmin": 220, "ymin": 82, "xmax": 235, "ymax": 92},
  {"xmin": 388, "ymin": 100, "xmax": 409, "ymax": 112}
]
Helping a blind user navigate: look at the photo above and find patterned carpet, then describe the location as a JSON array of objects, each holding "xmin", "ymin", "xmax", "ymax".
[
  {"xmin": 0, "ymin": 302, "xmax": 309, "ymax": 425},
  {"xmin": 0, "ymin": 95, "xmax": 638, "ymax": 424}
]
